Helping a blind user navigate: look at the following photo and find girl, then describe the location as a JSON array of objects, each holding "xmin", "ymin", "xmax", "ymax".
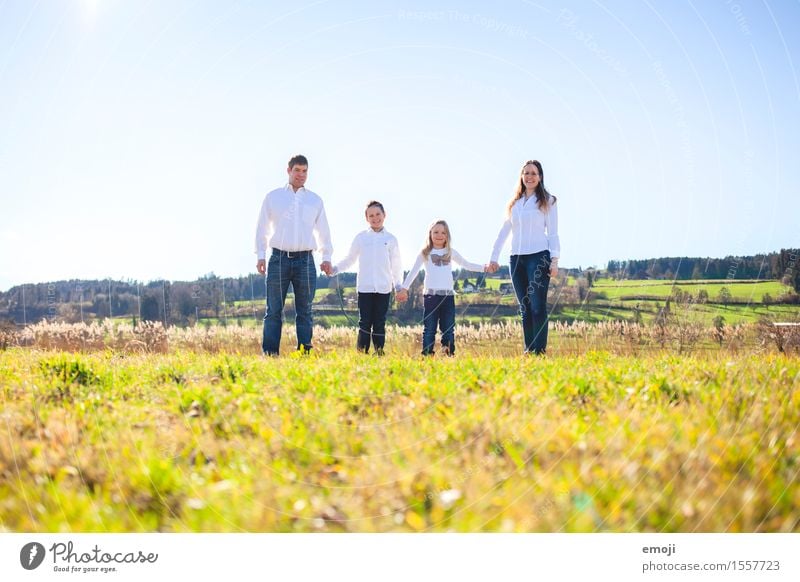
[
  {"xmin": 331, "ymin": 201, "xmax": 404, "ymax": 354},
  {"xmin": 398, "ymin": 220, "xmax": 487, "ymax": 356},
  {"xmin": 489, "ymin": 160, "xmax": 560, "ymax": 355}
]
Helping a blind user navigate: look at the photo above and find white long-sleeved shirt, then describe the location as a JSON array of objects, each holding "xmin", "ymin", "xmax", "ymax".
[
  {"xmin": 490, "ymin": 195, "xmax": 560, "ymax": 262},
  {"xmin": 332, "ymin": 228, "xmax": 404, "ymax": 294},
  {"xmin": 401, "ymin": 248, "xmax": 484, "ymax": 293},
  {"xmin": 254, "ymin": 184, "xmax": 333, "ymax": 261}
]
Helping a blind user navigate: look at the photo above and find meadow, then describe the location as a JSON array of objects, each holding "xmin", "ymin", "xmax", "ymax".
[
  {"xmin": 222, "ymin": 279, "xmax": 799, "ymax": 329},
  {"xmin": 1, "ymin": 320, "xmax": 798, "ymax": 533}
]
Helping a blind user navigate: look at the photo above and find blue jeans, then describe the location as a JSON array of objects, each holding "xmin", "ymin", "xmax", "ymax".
[
  {"xmin": 357, "ymin": 292, "xmax": 391, "ymax": 353},
  {"xmin": 509, "ymin": 251, "xmax": 551, "ymax": 354},
  {"xmin": 262, "ymin": 250, "xmax": 317, "ymax": 355},
  {"xmin": 422, "ymin": 294, "xmax": 456, "ymax": 355}
]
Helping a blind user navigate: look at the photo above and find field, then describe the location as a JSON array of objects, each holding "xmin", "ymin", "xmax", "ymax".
[
  {"xmin": 1, "ymin": 321, "xmax": 799, "ymax": 533},
  {"xmin": 222, "ymin": 279, "xmax": 800, "ymax": 329},
  {"xmin": 591, "ymin": 279, "xmax": 789, "ymax": 301}
]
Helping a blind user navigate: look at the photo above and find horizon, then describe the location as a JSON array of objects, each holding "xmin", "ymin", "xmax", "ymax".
[
  {"xmin": 2, "ymin": 1, "xmax": 799, "ymax": 291},
  {"xmin": 1, "ymin": 247, "xmax": 792, "ymax": 294}
]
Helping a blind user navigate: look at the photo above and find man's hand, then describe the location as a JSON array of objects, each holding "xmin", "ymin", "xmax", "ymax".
[
  {"xmin": 488, "ymin": 261, "xmax": 500, "ymax": 274},
  {"xmin": 320, "ymin": 261, "xmax": 332, "ymax": 276},
  {"xmin": 257, "ymin": 259, "xmax": 266, "ymax": 275},
  {"xmin": 396, "ymin": 289, "xmax": 408, "ymax": 303}
]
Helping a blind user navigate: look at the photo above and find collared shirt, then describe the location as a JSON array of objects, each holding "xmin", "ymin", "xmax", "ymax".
[
  {"xmin": 401, "ymin": 248, "xmax": 484, "ymax": 293},
  {"xmin": 332, "ymin": 228, "xmax": 404, "ymax": 294},
  {"xmin": 490, "ymin": 196, "xmax": 560, "ymax": 262},
  {"xmin": 254, "ymin": 184, "xmax": 333, "ymax": 261}
]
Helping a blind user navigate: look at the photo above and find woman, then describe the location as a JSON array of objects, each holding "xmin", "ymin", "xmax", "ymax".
[{"xmin": 489, "ymin": 160, "xmax": 560, "ymax": 355}]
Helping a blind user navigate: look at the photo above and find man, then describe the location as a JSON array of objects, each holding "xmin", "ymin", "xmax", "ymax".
[{"xmin": 255, "ymin": 155, "xmax": 333, "ymax": 355}]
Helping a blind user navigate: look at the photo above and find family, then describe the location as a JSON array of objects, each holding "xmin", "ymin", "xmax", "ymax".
[{"xmin": 255, "ymin": 154, "xmax": 560, "ymax": 357}]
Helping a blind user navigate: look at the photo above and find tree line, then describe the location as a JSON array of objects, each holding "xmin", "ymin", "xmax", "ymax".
[
  {"xmin": 605, "ymin": 250, "xmax": 799, "ymax": 286},
  {"xmin": 1, "ymin": 249, "xmax": 797, "ymax": 326}
]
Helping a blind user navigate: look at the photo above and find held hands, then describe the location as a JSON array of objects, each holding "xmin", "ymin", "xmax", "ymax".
[
  {"xmin": 320, "ymin": 261, "xmax": 333, "ymax": 276},
  {"xmin": 486, "ymin": 262, "xmax": 500, "ymax": 274}
]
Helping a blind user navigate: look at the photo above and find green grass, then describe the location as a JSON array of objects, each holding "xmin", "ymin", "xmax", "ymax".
[
  {"xmin": 1, "ymin": 348, "xmax": 797, "ymax": 532},
  {"xmin": 593, "ymin": 279, "xmax": 791, "ymax": 301}
]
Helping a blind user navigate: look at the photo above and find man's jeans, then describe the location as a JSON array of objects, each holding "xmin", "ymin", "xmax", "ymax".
[
  {"xmin": 357, "ymin": 292, "xmax": 391, "ymax": 353},
  {"xmin": 509, "ymin": 250, "xmax": 551, "ymax": 354},
  {"xmin": 262, "ymin": 250, "xmax": 316, "ymax": 355},
  {"xmin": 422, "ymin": 294, "xmax": 456, "ymax": 355}
]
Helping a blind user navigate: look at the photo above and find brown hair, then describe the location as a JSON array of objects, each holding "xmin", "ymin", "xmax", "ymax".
[
  {"xmin": 365, "ymin": 200, "xmax": 385, "ymax": 215},
  {"xmin": 288, "ymin": 154, "xmax": 308, "ymax": 169},
  {"xmin": 505, "ymin": 159, "xmax": 557, "ymax": 217}
]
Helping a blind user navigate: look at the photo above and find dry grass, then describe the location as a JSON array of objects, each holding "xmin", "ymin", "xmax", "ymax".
[{"xmin": 2, "ymin": 319, "xmax": 795, "ymax": 356}]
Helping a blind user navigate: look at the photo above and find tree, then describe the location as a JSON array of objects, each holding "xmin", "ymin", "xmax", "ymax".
[
  {"xmin": 762, "ymin": 293, "xmax": 773, "ymax": 310},
  {"xmin": 586, "ymin": 269, "xmax": 596, "ymax": 288},
  {"xmin": 140, "ymin": 295, "xmax": 160, "ymax": 322},
  {"xmin": 697, "ymin": 289, "xmax": 709, "ymax": 304},
  {"xmin": 712, "ymin": 315, "xmax": 726, "ymax": 345},
  {"xmin": 717, "ymin": 287, "xmax": 732, "ymax": 307}
]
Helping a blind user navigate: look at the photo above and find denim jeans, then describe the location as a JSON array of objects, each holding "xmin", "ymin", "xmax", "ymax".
[
  {"xmin": 509, "ymin": 250, "xmax": 551, "ymax": 354},
  {"xmin": 262, "ymin": 250, "xmax": 317, "ymax": 355},
  {"xmin": 357, "ymin": 292, "xmax": 391, "ymax": 353},
  {"xmin": 422, "ymin": 294, "xmax": 456, "ymax": 355}
]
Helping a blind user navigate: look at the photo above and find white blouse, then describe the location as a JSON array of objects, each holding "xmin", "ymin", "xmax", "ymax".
[
  {"xmin": 490, "ymin": 195, "xmax": 560, "ymax": 262},
  {"xmin": 401, "ymin": 248, "xmax": 484, "ymax": 293}
]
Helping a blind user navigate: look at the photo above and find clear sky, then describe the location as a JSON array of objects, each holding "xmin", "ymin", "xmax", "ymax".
[{"xmin": 1, "ymin": 0, "xmax": 798, "ymax": 291}]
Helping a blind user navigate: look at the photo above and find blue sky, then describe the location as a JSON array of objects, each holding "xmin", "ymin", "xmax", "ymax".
[{"xmin": 1, "ymin": 0, "xmax": 798, "ymax": 290}]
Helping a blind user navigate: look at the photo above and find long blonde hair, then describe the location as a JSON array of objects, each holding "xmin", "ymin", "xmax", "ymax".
[
  {"xmin": 421, "ymin": 219, "xmax": 452, "ymax": 262},
  {"xmin": 506, "ymin": 159, "xmax": 556, "ymax": 217}
]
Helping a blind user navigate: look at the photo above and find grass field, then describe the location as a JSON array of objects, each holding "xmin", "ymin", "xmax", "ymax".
[
  {"xmin": 1, "ymin": 341, "xmax": 798, "ymax": 533},
  {"xmin": 592, "ymin": 279, "xmax": 791, "ymax": 301}
]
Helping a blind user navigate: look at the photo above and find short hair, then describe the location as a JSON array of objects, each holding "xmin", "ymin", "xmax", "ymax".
[
  {"xmin": 365, "ymin": 200, "xmax": 385, "ymax": 215},
  {"xmin": 288, "ymin": 154, "xmax": 308, "ymax": 169}
]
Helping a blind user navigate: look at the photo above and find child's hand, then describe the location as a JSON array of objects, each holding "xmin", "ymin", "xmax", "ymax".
[{"xmin": 396, "ymin": 289, "xmax": 408, "ymax": 303}]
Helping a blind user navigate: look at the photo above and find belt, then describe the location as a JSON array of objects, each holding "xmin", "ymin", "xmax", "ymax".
[
  {"xmin": 272, "ymin": 248, "xmax": 312, "ymax": 258},
  {"xmin": 424, "ymin": 289, "xmax": 455, "ymax": 296}
]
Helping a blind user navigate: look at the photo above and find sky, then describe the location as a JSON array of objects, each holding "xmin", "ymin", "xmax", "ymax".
[{"xmin": 1, "ymin": 0, "xmax": 799, "ymax": 291}]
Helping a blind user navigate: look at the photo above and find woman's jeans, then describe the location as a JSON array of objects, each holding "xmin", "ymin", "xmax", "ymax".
[
  {"xmin": 422, "ymin": 294, "xmax": 456, "ymax": 355},
  {"xmin": 357, "ymin": 292, "xmax": 391, "ymax": 353},
  {"xmin": 262, "ymin": 250, "xmax": 316, "ymax": 355},
  {"xmin": 509, "ymin": 250, "xmax": 551, "ymax": 354}
]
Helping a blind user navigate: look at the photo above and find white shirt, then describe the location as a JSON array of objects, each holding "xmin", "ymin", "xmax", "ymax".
[
  {"xmin": 401, "ymin": 248, "xmax": 484, "ymax": 293},
  {"xmin": 254, "ymin": 184, "xmax": 333, "ymax": 261},
  {"xmin": 490, "ymin": 195, "xmax": 560, "ymax": 262},
  {"xmin": 332, "ymin": 228, "xmax": 404, "ymax": 294}
]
